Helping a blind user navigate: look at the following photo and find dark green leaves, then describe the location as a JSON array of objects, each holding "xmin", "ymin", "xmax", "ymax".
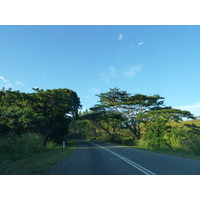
[
  {"xmin": 0, "ymin": 88, "xmax": 81, "ymax": 144},
  {"xmin": 90, "ymin": 87, "xmax": 166, "ymax": 140}
]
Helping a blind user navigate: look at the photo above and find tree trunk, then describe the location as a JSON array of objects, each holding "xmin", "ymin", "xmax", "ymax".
[{"xmin": 125, "ymin": 122, "xmax": 140, "ymax": 140}]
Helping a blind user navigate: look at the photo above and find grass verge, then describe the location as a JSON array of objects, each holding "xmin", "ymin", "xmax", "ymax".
[
  {"xmin": 0, "ymin": 141, "xmax": 78, "ymax": 175},
  {"xmin": 106, "ymin": 140, "xmax": 200, "ymax": 161},
  {"xmin": 130, "ymin": 146, "xmax": 200, "ymax": 161}
]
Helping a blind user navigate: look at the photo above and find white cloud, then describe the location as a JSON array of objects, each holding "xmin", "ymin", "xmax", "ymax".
[
  {"xmin": 0, "ymin": 76, "xmax": 13, "ymax": 89},
  {"xmin": 138, "ymin": 42, "xmax": 144, "ymax": 46},
  {"xmin": 123, "ymin": 66, "xmax": 142, "ymax": 78},
  {"xmin": 118, "ymin": 34, "xmax": 123, "ymax": 40},
  {"xmin": 15, "ymin": 81, "xmax": 25, "ymax": 86},
  {"xmin": 0, "ymin": 76, "xmax": 9, "ymax": 83},
  {"xmin": 174, "ymin": 102, "xmax": 200, "ymax": 117}
]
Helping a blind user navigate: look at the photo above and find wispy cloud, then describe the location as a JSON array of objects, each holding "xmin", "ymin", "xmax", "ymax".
[
  {"xmin": 0, "ymin": 76, "xmax": 9, "ymax": 83},
  {"xmin": 118, "ymin": 34, "xmax": 123, "ymax": 40},
  {"xmin": 100, "ymin": 73, "xmax": 112, "ymax": 84},
  {"xmin": 109, "ymin": 66, "xmax": 117, "ymax": 78},
  {"xmin": 0, "ymin": 76, "xmax": 13, "ymax": 89},
  {"xmin": 100, "ymin": 66, "xmax": 118, "ymax": 84},
  {"xmin": 175, "ymin": 102, "xmax": 200, "ymax": 117},
  {"xmin": 100, "ymin": 65, "xmax": 142, "ymax": 83},
  {"xmin": 15, "ymin": 81, "xmax": 25, "ymax": 86},
  {"xmin": 123, "ymin": 65, "xmax": 142, "ymax": 78},
  {"xmin": 0, "ymin": 76, "xmax": 26, "ymax": 90},
  {"xmin": 138, "ymin": 42, "xmax": 144, "ymax": 46},
  {"xmin": 90, "ymin": 87, "xmax": 100, "ymax": 94}
]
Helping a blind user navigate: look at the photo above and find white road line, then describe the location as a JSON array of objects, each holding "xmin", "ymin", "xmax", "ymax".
[{"xmin": 89, "ymin": 141, "xmax": 156, "ymax": 175}]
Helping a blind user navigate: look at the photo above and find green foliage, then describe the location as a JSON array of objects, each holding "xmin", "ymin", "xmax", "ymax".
[
  {"xmin": 137, "ymin": 105, "xmax": 196, "ymax": 149},
  {"xmin": 165, "ymin": 128, "xmax": 185, "ymax": 148},
  {"xmin": 0, "ymin": 141, "xmax": 78, "ymax": 175},
  {"xmin": 81, "ymin": 110, "xmax": 124, "ymax": 142},
  {"xmin": 183, "ymin": 136, "xmax": 200, "ymax": 156},
  {"xmin": 75, "ymin": 87, "xmax": 197, "ymax": 154},
  {"xmin": 68, "ymin": 113, "xmax": 97, "ymax": 140},
  {"xmin": 90, "ymin": 87, "xmax": 166, "ymax": 140},
  {"xmin": 143, "ymin": 117, "xmax": 171, "ymax": 149},
  {"xmin": 135, "ymin": 119, "xmax": 200, "ymax": 157},
  {"xmin": 0, "ymin": 88, "xmax": 81, "ymax": 145},
  {"xmin": 0, "ymin": 132, "xmax": 44, "ymax": 159}
]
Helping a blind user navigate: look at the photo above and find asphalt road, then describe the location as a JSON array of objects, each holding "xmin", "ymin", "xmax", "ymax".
[{"xmin": 44, "ymin": 140, "xmax": 200, "ymax": 175}]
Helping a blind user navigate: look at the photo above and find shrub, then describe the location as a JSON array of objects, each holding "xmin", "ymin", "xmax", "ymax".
[
  {"xmin": 122, "ymin": 138, "xmax": 136, "ymax": 146},
  {"xmin": 182, "ymin": 137, "xmax": 200, "ymax": 156},
  {"xmin": 0, "ymin": 132, "xmax": 44, "ymax": 159},
  {"xmin": 167, "ymin": 127, "xmax": 189, "ymax": 148},
  {"xmin": 136, "ymin": 138, "xmax": 151, "ymax": 149},
  {"xmin": 22, "ymin": 132, "xmax": 44, "ymax": 155}
]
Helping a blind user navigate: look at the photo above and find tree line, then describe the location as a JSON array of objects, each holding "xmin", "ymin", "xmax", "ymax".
[
  {"xmin": 1, "ymin": 86, "xmax": 200, "ymax": 154},
  {"xmin": 69, "ymin": 87, "xmax": 200, "ymax": 152},
  {"xmin": 0, "ymin": 87, "xmax": 81, "ymax": 145}
]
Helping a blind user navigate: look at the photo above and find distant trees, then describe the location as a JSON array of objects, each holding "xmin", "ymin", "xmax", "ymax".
[
  {"xmin": 79, "ymin": 87, "xmax": 196, "ymax": 146},
  {"xmin": 0, "ymin": 88, "xmax": 81, "ymax": 145},
  {"xmin": 68, "ymin": 110, "xmax": 97, "ymax": 140},
  {"xmin": 81, "ymin": 109, "xmax": 124, "ymax": 142}
]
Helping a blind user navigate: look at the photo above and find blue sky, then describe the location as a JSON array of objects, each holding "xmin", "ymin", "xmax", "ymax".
[{"xmin": 0, "ymin": 25, "xmax": 200, "ymax": 116}]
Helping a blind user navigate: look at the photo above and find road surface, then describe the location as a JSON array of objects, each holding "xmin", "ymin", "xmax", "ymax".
[{"xmin": 44, "ymin": 140, "xmax": 200, "ymax": 175}]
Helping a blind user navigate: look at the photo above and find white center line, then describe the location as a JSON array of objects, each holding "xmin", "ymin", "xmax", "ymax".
[{"xmin": 89, "ymin": 142, "xmax": 156, "ymax": 175}]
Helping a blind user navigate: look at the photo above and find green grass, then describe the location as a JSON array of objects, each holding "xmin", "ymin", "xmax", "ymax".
[
  {"xmin": 0, "ymin": 141, "xmax": 78, "ymax": 175},
  {"xmin": 133, "ymin": 146, "xmax": 200, "ymax": 161},
  {"xmin": 0, "ymin": 132, "xmax": 44, "ymax": 159}
]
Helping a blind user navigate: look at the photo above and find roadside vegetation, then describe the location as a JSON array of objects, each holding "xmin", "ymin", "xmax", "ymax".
[
  {"xmin": 0, "ymin": 87, "xmax": 81, "ymax": 174},
  {"xmin": 1, "ymin": 86, "xmax": 200, "ymax": 174},
  {"xmin": 68, "ymin": 87, "xmax": 200, "ymax": 159},
  {"xmin": 0, "ymin": 137, "xmax": 77, "ymax": 175}
]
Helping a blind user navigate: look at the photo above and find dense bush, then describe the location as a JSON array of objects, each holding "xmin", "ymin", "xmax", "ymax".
[
  {"xmin": 182, "ymin": 137, "xmax": 200, "ymax": 156},
  {"xmin": 0, "ymin": 88, "xmax": 81, "ymax": 145},
  {"xmin": 0, "ymin": 132, "xmax": 44, "ymax": 159}
]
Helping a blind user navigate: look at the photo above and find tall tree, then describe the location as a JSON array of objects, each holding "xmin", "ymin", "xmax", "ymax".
[
  {"xmin": 31, "ymin": 88, "xmax": 82, "ymax": 144},
  {"xmin": 90, "ymin": 87, "xmax": 165, "ymax": 140}
]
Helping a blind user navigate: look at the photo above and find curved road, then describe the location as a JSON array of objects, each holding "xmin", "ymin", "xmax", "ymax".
[{"xmin": 44, "ymin": 140, "xmax": 200, "ymax": 175}]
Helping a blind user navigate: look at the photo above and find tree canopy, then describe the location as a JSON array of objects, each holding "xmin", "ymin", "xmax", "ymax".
[
  {"xmin": 0, "ymin": 88, "xmax": 81, "ymax": 145},
  {"xmin": 89, "ymin": 88, "xmax": 165, "ymax": 139},
  {"xmin": 87, "ymin": 87, "xmax": 195, "ymax": 140}
]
